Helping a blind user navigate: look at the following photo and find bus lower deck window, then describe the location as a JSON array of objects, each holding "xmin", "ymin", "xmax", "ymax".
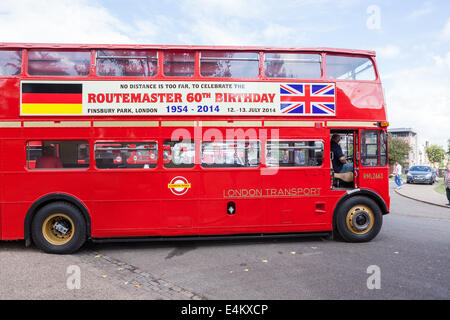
[
  {"xmin": 163, "ymin": 140, "xmax": 195, "ymax": 168},
  {"xmin": 266, "ymin": 140, "xmax": 324, "ymax": 167},
  {"xmin": 27, "ymin": 141, "xmax": 89, "ymax": 169},
  {"xmin": 201, "ymin": 141, "xmax": 260, "ymax": 168},
  {"xmin": 95, "ymin": 142, "xmax": 158, "ymax": 169}
]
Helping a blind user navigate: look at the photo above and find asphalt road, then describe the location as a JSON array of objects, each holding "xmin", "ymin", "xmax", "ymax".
[{"xmin": 1, "ymin": 183, "xmax": 449, "ymax": 300}]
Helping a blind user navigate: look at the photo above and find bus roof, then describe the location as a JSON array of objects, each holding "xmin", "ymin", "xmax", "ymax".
[{"xmin": 0, "ymin": 42, "xmax": 376, "ymax": 57}]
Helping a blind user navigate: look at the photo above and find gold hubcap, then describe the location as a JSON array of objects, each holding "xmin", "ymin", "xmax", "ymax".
[
  {"xmin": 42, "ymin": 214, "xmax": 75, "ymax": 245},
  {"xmin": 346, "ymin": 205, "xmax": 374, "ymax": 235}
]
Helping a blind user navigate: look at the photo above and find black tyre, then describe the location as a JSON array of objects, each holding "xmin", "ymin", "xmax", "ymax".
[
  {"xmin": 335, "ymin": 196, "xmax": 383, "ymax": 243},
  {"xmin": 31, "ymin": 201, "xmax": 86, "ymax": 254}
]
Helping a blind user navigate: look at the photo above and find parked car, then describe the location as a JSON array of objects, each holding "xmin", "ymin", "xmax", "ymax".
[{"xmin": 406, "ymin": 165, "xmax": 435, "ymax": 184}]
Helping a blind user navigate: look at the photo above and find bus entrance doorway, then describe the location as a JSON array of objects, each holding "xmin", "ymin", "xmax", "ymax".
[{"xmin": 330, "ymin": 130, "xmax": 358, "ymax": 189}]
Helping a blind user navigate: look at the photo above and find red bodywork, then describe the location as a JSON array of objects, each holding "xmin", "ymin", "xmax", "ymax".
[{"xmin": 0, "ymin": 43, "xmax": 389, "ymax": 241}]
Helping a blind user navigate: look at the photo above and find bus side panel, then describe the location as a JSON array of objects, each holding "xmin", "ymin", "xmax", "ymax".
[
  {"xmin": 0, "ymin": 79, "xmax": 20, "ymax": 120},
  {"xmin": 356, "ymin": 129, "xmax": 390, "ymax": 212},
  {"xmin": 358, "ymin": 166, "xmax": 390, "ymax": 211},
  {"xmin": 89, "ymin": 171, "xmax": 164, "ymax": 238},
  {"xmin": 336, "ymin": 82, "xmax": 386, "ymax": 120},
  {"xmin": 263, "ymin": 167, "xmax": 332, "ymax": 233},
  {"xmin": 4, "ymin": 171, "xmax": 92, "ymax": 240},
  {"xmin": 1, "ymin": 204, "xmax": 29, "ymax": 240},
  {"xmin": 89, "ymin": 201, "xmax": 164, "ymax": 238},
  {"xmin": 158, "ymin": 171, "xmax": 200, "ymax": 236},
  {"xmin": 1, "ymin": 138, "xmax": 26, "ymax": 240},
  {"xmin": 90, "ymin": 170, "xmax": 200, "ymax": 238},
  {"xmin": 260, "ymin": 126, "xmax": 333, "ymax": 233},
  {"xmin": 196, "ymin": 170, "xmax": 265, "ymax": 235},
  {"xmin": 90, "ymin": 126, "xmax": 165, "ymax": 237}
]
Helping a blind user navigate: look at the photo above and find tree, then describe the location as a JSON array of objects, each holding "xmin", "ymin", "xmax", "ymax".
[
  {"xmin": 388, "ymin": 134, "xmax": 410, "ymax": 167},
  {"xmin": 426, "ymin": 145, "xmax": 445, "ymax": 167}
]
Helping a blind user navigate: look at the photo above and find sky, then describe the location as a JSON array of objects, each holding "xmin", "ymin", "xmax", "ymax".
[{"xmin": 0, "ymin": 0, "xmax": 449, "ymax": 148}]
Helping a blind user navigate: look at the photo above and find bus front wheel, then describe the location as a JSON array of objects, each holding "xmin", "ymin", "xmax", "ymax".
[
  {"xmin": 335, "ymin": 196, "xmax": 382, "ymax": 242},
  {"xmin": 31, "ymin": 201, "xmax": 86, "ymax": 254}
]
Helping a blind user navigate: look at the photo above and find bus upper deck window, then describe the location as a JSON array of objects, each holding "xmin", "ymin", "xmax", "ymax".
[
  {"xmin": 264, "ymin": 53, "xmax": 322, "ymax": 79},
  {"xmin": 163, "ymin": 51, "xmax": 195, "ymax": 77},
  {"xmin": 200, "ymin": 51, "xmax": 259, "ymax": 78},
  {"xmin": 0, "ymin": 50, "xmax": 22, "ymax": 76},
  {"xmin": 326, "ymin": 55, "xmax": 376, "ymax": 81},
  {"xmin": 96, "ymin": 50, "xmax": 158, "ymax": 77},
  {"xmin": 28, "ymin": 50, "xmax": 90, "ymax": 76}
]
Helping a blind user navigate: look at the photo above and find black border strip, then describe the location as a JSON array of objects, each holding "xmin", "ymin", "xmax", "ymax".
[{"xmin": 22, "ymin": 83, "xmax": 82, "ymax": 94}]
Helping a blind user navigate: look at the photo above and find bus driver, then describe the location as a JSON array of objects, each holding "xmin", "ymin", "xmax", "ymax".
[{"xmin": 331, "ymin": 134, "xmax": 353, "ymax": 183}]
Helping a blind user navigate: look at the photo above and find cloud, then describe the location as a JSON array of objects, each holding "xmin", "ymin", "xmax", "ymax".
[
  {"xmin": 407, "ymin": 1, "xmax": 433, "ymax": 19},
  {"xmin": 181, "ymin": 0, "xmax": 268, "ymax": 19},
  {"xmin": 261, "ymin": 24, "xmax": 301, "ymax": 46},
  {"xmin": 376, "ymin": 45, "xmax": 401, "ymax": 59},
  {"xmin": 384, "ymin": 58, "xmax": 450, "ymax": 148},
  {"xmin": 439, "ymin": 19, "xmax": 450, "ymax": 42},
  {"xmin": 174, "ymin": 0, "xmax": 308, "ymax": 46},
  {"xmin": 0, "ymin": 0, "xmax": 356, "ymax": 47},
  {"xmin": 183, "ymin": 19, "xmax": 253, "ymax": 46},
  {"xmin": 0, "ymin": 0, "xmax": 135, "ymax": 44},
  {"xmin": 432, "ymin": 52, "xmax": 450, "ymax": 68}
]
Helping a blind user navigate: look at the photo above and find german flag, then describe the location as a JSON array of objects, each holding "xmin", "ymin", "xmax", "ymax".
[{"xmin": 21, "ymin": 83, "xmax": 83, "ymax": 115}]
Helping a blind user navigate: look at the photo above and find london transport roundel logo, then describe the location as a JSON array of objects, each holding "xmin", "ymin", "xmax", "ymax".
[{"xmin": 168, "ymin": 176, "xmax": 191, "ymax": 196}]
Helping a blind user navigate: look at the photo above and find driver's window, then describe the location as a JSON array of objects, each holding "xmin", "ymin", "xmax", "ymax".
[
  {"xmin": 340, "ymin": 134, "xmax": 354, "ymax": 161},
  {"xmin": 332, "ymin": 132, "xmax": 354, "ymax": 162},
  {"xmin": 361, "ymin": 130, "xmax": 379, "ymax": 166}
]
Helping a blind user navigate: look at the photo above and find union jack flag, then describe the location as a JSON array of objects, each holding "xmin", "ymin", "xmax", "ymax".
[{"xmin": 280, "ymin": 83, "xmax": 336, "ymax": 116}]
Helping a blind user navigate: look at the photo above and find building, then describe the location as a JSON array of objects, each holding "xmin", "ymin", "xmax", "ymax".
[
  {"xmin": 388, "ymin": 128, "xmax": 419, "ymax": 169},
  {"xmin": 417, "ymin": 143, "xmax": 431, "ymax": 167}
]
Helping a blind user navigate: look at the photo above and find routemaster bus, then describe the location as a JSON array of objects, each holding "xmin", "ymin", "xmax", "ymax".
[{"xmin": 0, "ymin": 43, "xmax": 390, "ymax": 254}]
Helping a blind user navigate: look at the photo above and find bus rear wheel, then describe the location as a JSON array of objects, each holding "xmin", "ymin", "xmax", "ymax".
[
  {"xmin": 31, "ymin": 202, "xmax": 86, "ymax": 254},
  {"xmin": 335, "ymin": 196, "xmax": 382, "ymax": 242}
]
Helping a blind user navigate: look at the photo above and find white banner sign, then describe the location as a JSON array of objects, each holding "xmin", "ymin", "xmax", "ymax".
[{"xmin": 21, "ymin": 81, "xmax": 336, "ymax": 116}]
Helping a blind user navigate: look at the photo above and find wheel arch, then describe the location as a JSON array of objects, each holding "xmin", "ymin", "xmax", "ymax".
[
  {"xmin": 332, "ymin": 189, "xmax": 388, "ymax": 233},
  {"xmin": 24, "ymin": 193, "xmax": 91, "ymax": 247}
]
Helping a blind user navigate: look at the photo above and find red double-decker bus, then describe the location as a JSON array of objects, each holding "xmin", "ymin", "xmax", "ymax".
[{"xmin": 0, "ymin": 43, "xmax": 389, "ymax": 254}]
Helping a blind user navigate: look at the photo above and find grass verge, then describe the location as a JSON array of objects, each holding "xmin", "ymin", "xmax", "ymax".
[{"xmin": 434, "ymin": 180, "xmax": 446, "ymax": 195}]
